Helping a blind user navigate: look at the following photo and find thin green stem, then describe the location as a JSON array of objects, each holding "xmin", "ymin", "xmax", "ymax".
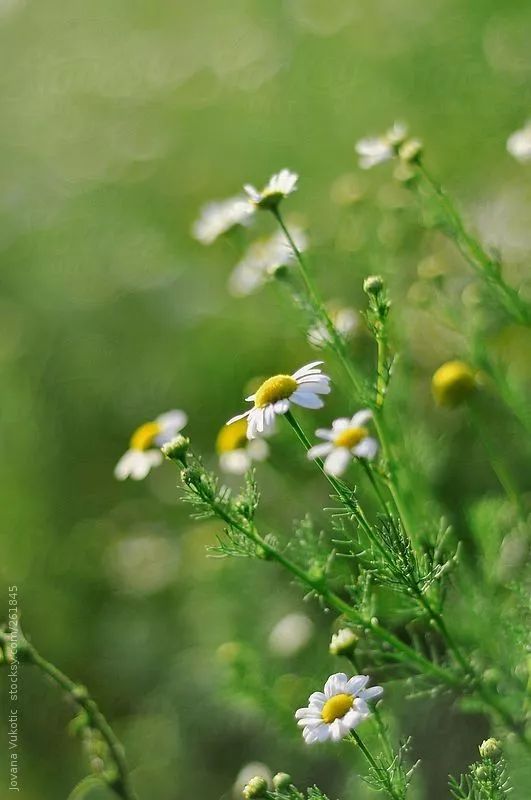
[
  {"xmin": 347, "ymin": 652, "xmax": 393, "ymax": 761},
  {"xmin": 416, "ymin": 164, "xmax": 531, "ymax": 326},
  {"xmin": 350, "ymin": 731, "xmax": 402, "ymax": 800},
  {"xmin": 20, "ymin": 637, "xmax": 138, "ymax": 800}
]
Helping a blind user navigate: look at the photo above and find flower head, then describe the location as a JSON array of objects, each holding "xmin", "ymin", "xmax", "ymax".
[
  {"xmin": 479, "ymin": 738, "xmax": 502, "ymax": 761},
  {"xmin": 307, "ymin": 410, "xmax": 378, "ymax": 476},
  {"xmin": 295, "ymin": 673, "xmax": 383, "ymax": 744},
  {"xmin": 432, "ymin": 360, "xmax": 477, "ymax": 407},
  {"xmin": 307, "ymin": 306, "xmax": 358, "ymax": 349},
  {"xmin": 216, "ymin": 418, "xmax": 269, "ymax": 475},
  {"xmin": 244, "ymin": 169, "xmax": 298, "ymax": 210},
  {"xmin": 507, "ymin": 122, "xmax": 531, "ymax": 163},
  {"xmin": 114, "ymin": 410, "xmax": 187, "ymax": 480},
  {"xmin": 329, "ymin": 628, "xmax": 358, "ymax": 656},
  {"xmin": 243, "ymin": 776, "xmax": 269, "ymax": 799},
  {"xmin": 229, "ymin": 225, "xmax": 307, "ymax": 297},
  {"xmin": 227, "ymin": 361, "xmax": 331, "ymax": 440},
  {"xmin": 355, "ymin": 122, "xmax": 407, "ymax": 169},
  {"xmin": 192, "ymin": 195, "xmax": 254, "ymax": 245}
]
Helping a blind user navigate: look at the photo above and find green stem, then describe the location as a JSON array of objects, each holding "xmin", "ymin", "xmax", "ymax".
[
  {"xmin": 350, "ymin": 731, "xmax": 403, "ymax": 800},
  {"xmin": 21, "ymin": 637, "xmax": 138, "ymax": 800},
  {"xmin": 416, "ymin": 164, "xmax": 531, "ymax": 326},
  {"xmin": 347, "ymin": 653, "xmax": 393, "ymax": 761}
]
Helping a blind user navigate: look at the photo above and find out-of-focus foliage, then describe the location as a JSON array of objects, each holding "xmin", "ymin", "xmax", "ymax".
[{"xmin": 0, "ymin": 1, "xmax": 530, "ymax": 798}]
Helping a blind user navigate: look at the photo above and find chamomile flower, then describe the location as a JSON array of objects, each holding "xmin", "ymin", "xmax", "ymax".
[
  {"xmin": 192, "ymin": 195, "xmax": 254, "ymax": 245},
  {"xmin": 355, "ymin": 122, "xmax": 408, "ymax": 169},
  {"xmin": 432, "ymin": 360, "xmax": 478, "ymax": 407},
  {"xmin": 229, "ymin": 225, "xmax": 308, "ymax": 296},
  {"xmin": 507, "ymin": 122, "xmax": 531, "ymax": 163},
  {"xmin": 227, "ymin": 361, "xmax": 331, "ymax": 440},
  {"xmin": 295, "ymin": 673, "xmax": 383, "ymax": 744},
  {"xmin": 307, "ymin": 305, "xmax": 359, "ymax": 348},
  {"xmin": 244, "ymin": 169, "xmax": 298, "ymax": 210},
  {"xmin": 216, "ymin": 418, "xmax": 269, "ymax": 475},
  {"xmin": 307, "ymin": 410, "xmax": 378, "ymax": 476},
  {"xmin": 114, "ymin": 410, "xmax": 187, "ymax": 481}
]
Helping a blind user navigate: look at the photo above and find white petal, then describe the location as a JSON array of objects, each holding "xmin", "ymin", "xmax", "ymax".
[
  {"xmin": 219, "ymin": 450, "xmax": 251, "ymax": 475},
  {"xmin": 350, "ymin": 409, "xmax": 372, "ymax": 427},
  {"xmin": 342, "ymin": 709, "xmax": 364, "ymax": 730},
  {"xmin": 324, "ymin": 673, "xmax": 348, "ymax": 698},
  {"xmin": 331, "ymin": 417, "xmax": 351, "ymax": 431},
  {"xmin": 345, "ymin": 675, "xmax": 369, "ymax": 694},
  {"xmin": 329, "ymin": 719, "xmax": 345, "ymax": 741},
  {"xmin": 247, "ymin": 439, "xmax": 269, "ymax": 461},
  {"xmin": 308, "ymin": 691, "xmax": 326, "ymax": 705},
  {"xmin": 114, "ymin": 449, "xmax": 162, "ymax": 481},
  {"xmin": 291, "ymin": 391, "xmax": 325, "ymax": 409},
  {"xmin": 294, "ymin": 379, "xmax": 331, "ymax": 395},
  {"xmin": 359, "ymin": 685, "xmax": 384, "ymax": 701},
  {"xmin": 273, "ymin": 399, "xmax": 290, "ymax": 414},
  {"xmin": 324, "ymin": 448, "xmax": 352, "ymax": 476},
  {"xmin": 354, "ymin": 437, "xmax": 379, "ymax": 460},
  {"xmin": 292, "ymin": 361, "xmax": 324, "ymax": 379},
  {"xmin": 308, "ymin": 442, "xmax": 334, "ymax": 460},
  {"xmin": 226, "ymin": 410, "xmax": 250, "ymax": 426},
  {"xmin": 314, "ymin": 428, "xmax": 334, "ymax": 440}
]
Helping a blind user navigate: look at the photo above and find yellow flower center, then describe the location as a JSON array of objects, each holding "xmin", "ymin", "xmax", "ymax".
[
  {"xmin": 216, "ymin": 419, "xmax": 249, "ymax": 454},
  {"xmin": 130, "ymin": 421, "xmax": 161, "ymax": 451},
  {"xmin": 254, "ymin": 374, "xmax": 298, "ymax": 408},
  {"xmin": 432, "ymin": 361, "xmax": 477, "ymax": 407},
  {"xmin": 334, "ymin": 427, "xmax": 368, "ymax": 449},
  {"xmin": 321, "ymin": 693, "xmax": 354, "ymax": 724}
]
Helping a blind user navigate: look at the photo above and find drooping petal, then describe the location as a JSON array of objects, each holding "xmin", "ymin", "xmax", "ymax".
[
  {"xmin": 307, "ymin": 442, "xmax": 334, "ymax": 460},
  {"xmin": 291, "ymin": 391, "xmax": 325, "ymax": 409},
  {"xmin": 358, "ymin": 685, "xmax": 384, "ymax": 701},
  {"xmin": 324, "ymin": 447, "xmax": 352, "ymax": 476},
  {"xmin": 226, "ymin": 409, "xmax": 251, "ymax": 426},
  {"xmin": 353, "ymin": 437, "xmax": 379, "ymax": 460},
  {"xmin": 292, "ymin": 361, "xmax": 324, "ymax": 379}
]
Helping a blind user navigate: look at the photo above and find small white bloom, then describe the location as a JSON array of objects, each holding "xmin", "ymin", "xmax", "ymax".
[
  {"xmin": 295, "ymin": 672, "xmax": 383, "ymax": 744},
  {"xmin": 192, "ymin": 195, "xmax": 254, "ymax": 245},
  {"xmin": 507, "ymin": 122, "xmax": 531, "ymax": 163},
  {"xmin": 329, "ymin": 628, "xmax": 358, "ymax": 656},
  {"xmin": 307, "ymin": 410, "xmax": 378, "ymax": 476},
  {"xmin": 268, "ymin": 613, "xmax": 314, "ymax": 657},
  {"xmin": 229, "ymin": 225, "xmax": 308, "ymax": 296},
  {"xmin": 227, "ymin": 361, "xmax": 331, "ymax": 440},
  {"xmin": 244, "ymin": 168, "xmax": 298, "ymax": 210},
  {"xmin": 308, "ymin": 306, "xmax": 359, "ymax": 348},
  {"xmin": 114, "ymin": 410, "xmax": 187, "ymax": 480},
  {"xmin": 216, "ymin": 418, "xmax": 269, "ymax": 475},
  {"xmin": 355, "ymin": 122, "xmax": 407, "ymax": 169}
]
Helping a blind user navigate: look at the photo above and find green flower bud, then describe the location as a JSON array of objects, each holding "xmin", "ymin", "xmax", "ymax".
[
  {"xmin": 161, "ymin": 435, "xmax": 190, "ymax": 463},
  {"xmin": 479, "ymin": 738, "xmax": 502, "ymax": 760},
  {"xmin": 272, "ymin": 772, "xmax": 292, "ymax": 791},
  {"xmin": 243, "ymin": 776, "xmax": 269, "ymax": 799},
  {"xmin": 399, "ymin": 138, "xmax": 423, "ymax": 164}
]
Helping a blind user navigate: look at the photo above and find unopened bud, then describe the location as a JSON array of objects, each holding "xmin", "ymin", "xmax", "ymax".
[
  {"xmin": 161, "ymin": 435, "xmax": 189, "ymax": 463},
  {"xmin": 243, "ymin": 776, "xmax": 268, "ymax": 799},
  {"xmin": 479, "ymin": 738, "xmax": 501, "ymax": 760},
  {"xmin": 272, "ymin": 772, "xmax": 292, "ymax": 791},
  {"xmin": 363, "ymin": 275, "xmax": 384, "ymax": 296},
  {"xmin": 399, "ymin": 138, "xmax": 423, "ymax": 164},
  {"xmin": 329, "ymin": 628, "xmax": 359, "ymax": 656}
]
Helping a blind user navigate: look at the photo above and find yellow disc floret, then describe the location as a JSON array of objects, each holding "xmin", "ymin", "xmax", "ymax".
[
  {"xmin": 130, "ymin": 421, "xmax": 161, "ymax": 451},
  {"xmin": 254, "ymin": 374, "xmax": 298, "ymax": 408},
  {"xmin": 216, "ymin": 419, "xmax": 249, "ymax": 454},
  {"xmin": 321, "ymin": 693, "xmax": 354, "ymax": 724},
  {"xmin": 334, "ymin": 427, "xmax": 368, "ymax": 449},
  {"xmin": 432, "ymin": 360, "xmax": 477, "ymax": 407}
]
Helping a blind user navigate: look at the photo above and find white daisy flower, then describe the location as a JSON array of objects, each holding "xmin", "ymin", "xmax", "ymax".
[
  {"xmin": 216, "ymin": 418, "xmax": 269, "ymax": 475},
  {"xmin": 114, "ymin": 410, "xmax": 187, "ymax": 480},
  {"xmin": 229, "ymin": 225, "xmax": 308, "ymax": 297},
  {"xmin": 507, "ymin": 122, "xmax": 531, "ymax": 163},
  {"xmin": 307, "ymin": 410, "xmax": 378, "ymax": 476},
  {"xmin": 355, "ymin": 122, "xmax": 407, "ymax": 170},
  {"xmin": 227, "ymin": 361, "xmax": 331, "ymax": 440},
  {"xmin": 295, "ymin": 672, "xmax": 383, "ymax": 744},
  {"xmin": 307, "ymin": 306, "xmax": 359, "ymax": 348},
  {"xmin": 244, "ymin": 168, "xmax": 298, "ymax": 210},
  {"xmin": 192, "ymin": 195, "xmax": 254, "ymax": 245}
]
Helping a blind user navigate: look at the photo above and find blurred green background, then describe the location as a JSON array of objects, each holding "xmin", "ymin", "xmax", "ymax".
[{"xmin": 1, "ymin": 0, "xmax": 531, "ymax": 798}]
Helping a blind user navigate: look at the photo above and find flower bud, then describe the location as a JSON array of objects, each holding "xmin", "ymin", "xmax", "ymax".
[
  {"xmin": 161, "ymin": 435, "xmax": 190, "ymax": 463},
  {"xmin": 329, "ymin": 628, "xmax": 359, "ymax": 656},
  {"xmin": 479, "ymin": 738, "xmax": 502, "ymax": 760},
  {"xmin": 432, "ymin": 360, "xmax": 477, "ymax": 407},
  {"xmin": 363, "ymin": 275, "xmax": 384, "ymax": 296},
  {"xmin": 243, "ymin": 776, "xmax": 268, "ymax": 799},
  {"xmin": 399, "ymin": 138, "xmax": 423, "ymax": 164},
  {"xmin": 272, "ymin": 773, "xmax": 292, "ymax": 791}
]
